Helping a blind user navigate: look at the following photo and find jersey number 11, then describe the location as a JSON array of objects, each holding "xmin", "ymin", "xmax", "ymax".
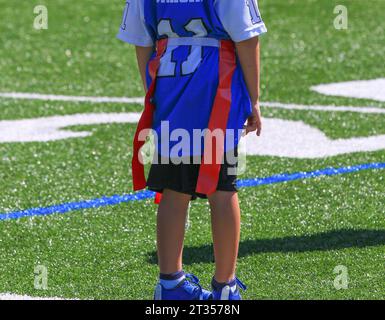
[{"xmin": 157, "ymin": 18, "xmax": 208, "ymax": 77}]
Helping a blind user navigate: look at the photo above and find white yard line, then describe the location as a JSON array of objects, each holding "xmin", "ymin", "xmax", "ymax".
[
  {"xmin": 0, "ymin": 92, "xmax": 385, "ymax": 114},
  {"xmin": 0, "ymin": 92, "xmax": 144, "ymax": 104},
  {"xmin": 0, "ymin": 293, "xmax": 74, "ymax": 300},
  {"xmin": 260, "ymin": 101, "xmax": 385, "ymax": 114}
]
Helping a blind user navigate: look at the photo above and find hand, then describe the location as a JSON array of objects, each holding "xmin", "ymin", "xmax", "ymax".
[{"xmin": 245, "ymin": 103, "xmax": 262, "ymax": 136}]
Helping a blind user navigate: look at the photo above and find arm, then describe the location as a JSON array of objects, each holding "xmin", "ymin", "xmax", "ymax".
[
  {"xmin": 235, "ymin": 36, "xmax": 262, "ymax": 136},
  {"xmin": 135, "ymin": 46, "xmax": 154, "ymax": 92}
]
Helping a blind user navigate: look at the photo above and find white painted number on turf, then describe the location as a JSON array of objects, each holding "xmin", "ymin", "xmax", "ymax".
[
  {"xmin": 1, "ymin": 113, "xmax": 385, "ymax": 159},
  {"xmin": 311, "ymin": 78, "xmax": 385, "ymax": 102}
]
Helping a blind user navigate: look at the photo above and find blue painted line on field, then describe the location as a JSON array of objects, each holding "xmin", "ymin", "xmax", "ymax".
[
  {"xmin": 1, "ymin": 162, "xmax": 384, "ymax": 221},
  {"xmin": 236, "ymin": 162, "xmax": 385, "ymax": 188}
]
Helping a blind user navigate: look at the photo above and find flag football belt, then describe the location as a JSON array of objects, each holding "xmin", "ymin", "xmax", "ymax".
[
  {"xmin": 132, "ymin": 37, "xmax": 236, "ymax": 204},
  {"xmin": 167, "ymin": 37, "xmax": 220, "ymax": 47}
]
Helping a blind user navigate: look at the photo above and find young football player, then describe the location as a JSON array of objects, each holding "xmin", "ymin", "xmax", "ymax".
[{"xmin": 118, "ymin": 0, "xmax": 266, "ymax": 300}]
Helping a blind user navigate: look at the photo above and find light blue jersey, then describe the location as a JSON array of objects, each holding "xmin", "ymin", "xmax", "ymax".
[{"xmin": 118, "ymin": 0, "xmax": 267, "ymax": 157}]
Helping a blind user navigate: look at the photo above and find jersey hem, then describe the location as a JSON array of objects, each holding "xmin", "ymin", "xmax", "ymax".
[
  {"xmin": 116, "ymin": 32, "xmax": 154, "ymax": 47},
  {"xmin": 231, "ymin": 24, "xmax": 267, "ymax": 42}
]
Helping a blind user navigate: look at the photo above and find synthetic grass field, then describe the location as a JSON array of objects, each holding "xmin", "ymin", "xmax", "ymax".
[{"xmin": 0, "ymin": 0, "xmax": 384, "ymax": 300}]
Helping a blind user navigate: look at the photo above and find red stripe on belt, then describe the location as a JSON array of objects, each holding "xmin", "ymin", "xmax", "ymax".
[
  {"xmin": 131, "ymin": 39, "xmax": 236, "ymax": 203},
  {"xmin": 195, "ymin": 40, "xmax": 236, "ymax": 195},
  {"xmin": 132, "ymin": 38, "xmax": 168, "ymax": 192}
]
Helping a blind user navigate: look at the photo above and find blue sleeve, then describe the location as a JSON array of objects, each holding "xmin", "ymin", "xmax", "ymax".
[
  {"xmin": 215, "ymin": 0, "xmax": 267, "ymax": 42},
  {"xmin": 117, "ymin": 0, "xmax": 154, "ymax": 47}
]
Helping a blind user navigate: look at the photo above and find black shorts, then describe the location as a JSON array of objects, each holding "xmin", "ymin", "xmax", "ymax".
[{"xmin": 146, "ymin": 149, "xmax": 239, "ymax": 200}]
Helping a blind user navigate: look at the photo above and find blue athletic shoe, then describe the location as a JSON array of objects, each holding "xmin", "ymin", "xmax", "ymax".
[
  {"xmin": 154, "ymin": 273, "xmax": 212, "ymax": 300},
  {"xmin": 211, "ymin": 277, "xmax": 247, "ymax": 300}
]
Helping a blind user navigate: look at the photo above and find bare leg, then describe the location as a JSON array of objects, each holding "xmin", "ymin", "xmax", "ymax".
[
  {"xmin": 208, "ymin": 191, "xmax": 241, "ymax": 283},
  {"xmin": 157, "ymin": 189, "xmax": 191, "ymax": 274}
]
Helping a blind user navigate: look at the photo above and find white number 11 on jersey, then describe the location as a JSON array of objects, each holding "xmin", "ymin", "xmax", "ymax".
[{"xmin": 157, "ymin": 18, "xmax": 208, "ymax": 77}]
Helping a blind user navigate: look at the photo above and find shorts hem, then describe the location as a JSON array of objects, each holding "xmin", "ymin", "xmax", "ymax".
[{"xmin": 147, "ymin": 184, "xmax": 238, "ymax": 201}]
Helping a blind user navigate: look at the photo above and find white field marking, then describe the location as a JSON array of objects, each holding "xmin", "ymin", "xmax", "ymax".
[
  {"xmin": 0, "ymin": 92, "xmax": 144, "ymax": 104},
  {"xmin": 1, "ymin": 112, "xmax": 385, "ymax": 158},
  {"xmin": 244, "ymin": 118, "xmax": 385, "ymax": 158},
  {"xmin": 0, "ymin": 112, "xmax": 140, "ymax": 143},
  {"xmin": 0, "ymin": 92, "xmax": 384, "ymax": 114},
  {"xmin": 0, "ymin": 293, "xmax": 73, "ymax": 300},
  {"xmin": 311, "ymin": 78, "xmax": 385, "ymax": 102},
  {"xmin": 260, "ymin": 102, "xmax": 385, "ymax": 114}
]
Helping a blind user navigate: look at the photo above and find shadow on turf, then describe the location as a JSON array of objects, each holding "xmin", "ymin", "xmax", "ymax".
[{"xmin": 147, "ymin": 229, "xmax": 385, "ymax": 265}]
